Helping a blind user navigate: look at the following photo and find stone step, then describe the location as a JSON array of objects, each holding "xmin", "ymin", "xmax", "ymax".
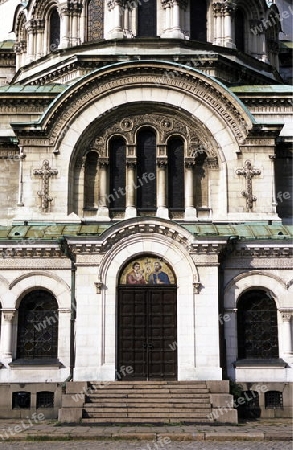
[
  {"xmin": 84, "ymin": 404, "xmax": 210, "ymax": 410},
  {"xmin": 85, "ymin": 399, "xmax": 210, "ymax": 405},
  {"xmin": 82, "ymin": 417, "xmax": 212, "ymax": 424},
  {"xmin": 88, "ymin": 387, "xmax": 209, "ymax": 395},
  {"xmin": 84, "ymin": 411, "xmax": 211, "ymax": 418}
]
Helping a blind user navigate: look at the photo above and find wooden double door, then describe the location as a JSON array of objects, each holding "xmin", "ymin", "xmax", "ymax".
[{"xmin": 117, "ymin": 287, "xmax": 177, "ymax": 380}]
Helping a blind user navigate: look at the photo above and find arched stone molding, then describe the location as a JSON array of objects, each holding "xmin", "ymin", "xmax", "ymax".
[
  {"xmin": 224, "ymin": 271, "xmax": 287, "ymax": 310},
  {"xmin": 9, "ymin": 272, "xmax": 71, "ymax": 310},
  {"xmin": 24, "ymin": 61, "xmax": 254, "ymax": 149},
  {"xmin": 0, "ymin": 275, "xmax": 9, "ymax": 305},
  {"xmin": 93, "ymin": 218, "xmax": 204, "ymax": 380}
]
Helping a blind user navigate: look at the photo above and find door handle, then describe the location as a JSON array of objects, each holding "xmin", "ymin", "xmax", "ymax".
[{"xmin": 148, "ymin": 343, "xmax": 154, "ymax": 349}]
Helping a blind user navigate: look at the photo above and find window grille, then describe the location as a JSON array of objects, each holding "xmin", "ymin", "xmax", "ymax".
[
  {"xmin": 37, "ymin": 391, "xmax": 54, "ymax": 408},
  {"xmin": 16, "ymin": 290, "xmax": 58, "ymax": 359},
  {"xmin": 265, "ymin": 391, "xmax": 283, "ymax": 409},
  {"xmin": 87, "ymin": 0, "xmax": 104, "ymax": 41},
  {"xmin": 237, "ymin": 290, "xmax": 279, "ymax": 359}
]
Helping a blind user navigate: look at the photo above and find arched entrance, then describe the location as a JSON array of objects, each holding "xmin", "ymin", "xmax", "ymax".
[{"xmin": 117, "ymin": 255, "xmax": 177, "ymax": 380}]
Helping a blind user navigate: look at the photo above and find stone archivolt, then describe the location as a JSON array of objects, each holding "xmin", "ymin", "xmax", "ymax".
[{"xmin": 13, "ymin": 62, "xmax": 252, "ymax": 148}]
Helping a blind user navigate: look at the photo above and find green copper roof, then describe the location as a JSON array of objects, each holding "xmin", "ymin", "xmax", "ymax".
[
  {"xmin": 0, "ymin": 223, "xmax": 292, "ymax": 241},
  {"xmin": 0, "ymin": 84, "xmax": 68, "ymax": 94},
  {"xmin": 0, "ymin": 40, "xmax": 15, "ymax": 50},
  {"xmin": 231, "ymin": 85, "xmax": 293, "ymax": 93}
]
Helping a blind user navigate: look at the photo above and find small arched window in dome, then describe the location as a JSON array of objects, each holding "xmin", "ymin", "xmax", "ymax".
[
  {"xmin": 190, "ymin": 0, "xmax": 207, "ymax": 42},
  {"xmin": 87, "ymin": 0, "xmax": 104, "ymax": 42},
  {"xmin": 137, "ymin": 0, "xmax": 156, "ymax": 37},
  {"xmin": 49, "ymin": 7, "xmax": 60, "ymax": 50},
  {"xmin": 235, "ymin": 8, "xmax": 245, "ymax": 52}
]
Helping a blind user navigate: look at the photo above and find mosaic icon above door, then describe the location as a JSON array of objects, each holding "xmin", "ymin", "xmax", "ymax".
[{"xmin": 119, "ymin": 255, "xmax": 176, "ymax": 285}]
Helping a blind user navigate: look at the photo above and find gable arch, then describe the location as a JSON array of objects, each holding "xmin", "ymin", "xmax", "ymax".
[
  {"xmin": 224, "ymin": 271, "xmax": 287, "ymax": 310},
  {"xmin": 25, "ymin": 61, "xmax": 254, "ymax": 152},
  {"xmin": 8, "ymin": 272, "xmax": 70, "ymax": 310}
]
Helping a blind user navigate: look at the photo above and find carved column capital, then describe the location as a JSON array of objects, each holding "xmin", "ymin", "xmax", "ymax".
[
  {"xmin": 94, "ymin": 281, "xmax": 103, "ymax": 294},
  {"xmin": 280, "ymin": 311, "xmax": 292, "ymax": 322},
  {"xmin": 157, "ymin": 158, "xmax": 168, "ymax": 168},
  {"xmin": 193, "ymin": 282, "xmax": 202, "ymax": 294},
  {"xmin": 2, "ymin": 310, "xmax": 16, "ymax": 322}
]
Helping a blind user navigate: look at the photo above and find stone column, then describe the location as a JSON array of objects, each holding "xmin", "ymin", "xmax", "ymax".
[
  {"xmin": 281, "ymin": 312, "xmax": 292, "ymax": 355},
  {"xmin": 36, "ymin": 20, "xmax": 45, "ymax": 58},
  {"xmin": 97, "ymin": 159, "xmax": 110, "ymax": 219},
  {"xmin": 79, "ymin": 156, "xmax": 86, "ymax": 217},
  {"xmin": 156, "ymin": 159, "xmax": 169, "ymax": 219},
  {"xmin": 213, "ymin": 3, "xmax": 223, "ymax": 46},
  {"xmin": 26, "ymin": 21, "xmax": 35, "ymax": 63},
  {"xmin": 224, "ymin": 3, "xmax": 235, "ymax": 48},
  {"xmin": 71, "ymin": 3, "xmax": 82, "ymax": 46},
  {"xmin": 125, "ymin": 160, "xmax": 137, "ymax": 218},
  {"xmin": 171, "ymin": 0, "xmax": 184, "ymax": 39},
  {"xmin": 184, "ymin": 159, "xmax": 197, "ymax": 220},
  {"xmin": 107, "ymin": 0, "xmax": 124, "ymax": 40},
  {"xmin": 59, "ymin": 5, "xmax": 70, "ymax": 49},
  {"xmin": 2, "ymin": 310, "xmax": 16, "ymax": 359}
]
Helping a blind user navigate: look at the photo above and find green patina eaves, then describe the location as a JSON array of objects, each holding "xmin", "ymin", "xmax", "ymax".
[{"xmin": 0, "ymin": 223, "xmax": 292, "ymax": 241}]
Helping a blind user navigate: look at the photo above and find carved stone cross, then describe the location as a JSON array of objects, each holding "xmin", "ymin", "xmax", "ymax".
[
  {"xmin": 235, "ymin": 160, "xmax": 261, "ymax": 211},
  {"xmin": 33, "ymin": 159, "xmax": 58, "ymax": 210}
]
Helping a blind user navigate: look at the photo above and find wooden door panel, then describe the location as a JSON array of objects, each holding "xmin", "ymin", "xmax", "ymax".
[{"xmin": 118, "ymin": 287, "xmax": 177, "ymax": 380}]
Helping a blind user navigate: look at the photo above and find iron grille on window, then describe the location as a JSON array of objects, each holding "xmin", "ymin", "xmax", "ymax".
[
  {"xmin": 16, "ymin": 290, "xmax": 58, "ymax": 359},
  {"xmin": 265, "ymin": 391, "xmax": 283, "ymax": 409},
  {"xmin": 87, "ymin": 0, "xmax": 104, "ymax": 42},
  {"xmin": 238, "ymin": 391, "xmax": 261, "ymax": 419},
  {"xmin": 237, "ymin": 290, "xmax": 279, "ymax": 359},
  {"xmin": 37, "ymin": 391, "xmax": 54, "ymax": 408}
]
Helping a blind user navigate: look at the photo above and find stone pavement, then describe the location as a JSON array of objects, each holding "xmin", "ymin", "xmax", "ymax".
[{"xmin": 0, "ymin": 418, "xmax": 292, "ymax": 442}]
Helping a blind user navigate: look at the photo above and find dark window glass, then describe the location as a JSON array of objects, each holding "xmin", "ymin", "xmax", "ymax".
[
  {"xmin": 109, "ymin": 138, "xmax": 126, "ymax": 209},
  {"xmin": 12, "ymin": 392, "xmax": 31, "ymax": 409},
  {"xmin": 137, "ymin": 0, "xmax": 156, "ymax": 37},
  {"xmin": 190, "ymin": 0, "xmax": 207, "ymax": 41},
  {"xmin": 265, "ymin": 391, "xmax": 283, "ymax": 409},
  {"xmin": 17, "ymin": 290, "xmax": 58, "ymax": 360},
  {"xmin": 84, "ymin": 151, "xmax": 99, "ymax": 208},
  {"xmin": 87, "ymin": 0, "xmax": 104, "ymax": 41},
  {"xmin": 237, "ymin": 290, "xmax": 279, "ymax": 359},
  {"xmin": 167, "ymin": 137, "xmax": 184, "ymax": 209},
  {"xmin": 235, "ymin": 9, "xmax": 245, "ymax": 52},
  {"xmin": 136, "ymin": 129, "xmax": 156, "ymax": 210},
  {"xmin": 49, "ymin": 8, "xmax": 60, "ymax": 49}
]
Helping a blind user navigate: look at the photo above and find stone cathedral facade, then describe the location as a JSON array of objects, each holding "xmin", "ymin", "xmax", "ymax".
[{"xmin": 0, "ymin": 0, "xmax": 292, "ymax": 420}]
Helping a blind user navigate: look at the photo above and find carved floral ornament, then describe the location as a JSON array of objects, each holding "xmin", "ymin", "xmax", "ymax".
[{"xmin": 40, "ymin": 63, "xmax": 250, "ymax": 148}]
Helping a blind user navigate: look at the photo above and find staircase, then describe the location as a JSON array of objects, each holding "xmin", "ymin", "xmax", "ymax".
[{"xmin": 82, "ymin": 381, "xmax": 212, "ymax": 424}]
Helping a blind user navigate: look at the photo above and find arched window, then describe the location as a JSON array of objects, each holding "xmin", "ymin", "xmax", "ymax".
[
  {"xmin": 237, "ymin": 290, "xmax": 279, "ymax": 359},
  {"xmin": 167, "ymin": 137, "xmax": 184, "ymax": 210},
  {"xmin": 17, "ymin": 290, "xmax": 58, "ymax": 360},
  {"xmin": 84, "ymin": 151, "xmax": 99, "ymax": 208},
  {"xmin": 49, "ymin": 8, "xmax": 60, "ymax": 49},
  {"xmin": 109, "ymin": 137, "xmax": 126, "ymax": 210},
  {"xmin": 136, "ymin": 129, "xmax": 156, "ymax": 210},
  {"xmin": 87, "ymin": 0, "xmax": 104, "ymax": 41},
  {"xmin": 235, "ymin": 9, "xmax": 245, "ymax": 52},
  {"xmin": 190, "ymin": 0, "xmax": 207, "ymax": 41},
  {"xmin": 193, "ymin": 152, "xmax": 208, "ymax": 207},
  {"xmin": 137, "ymin": 0, "xmax": 156, "ymax": 37}
]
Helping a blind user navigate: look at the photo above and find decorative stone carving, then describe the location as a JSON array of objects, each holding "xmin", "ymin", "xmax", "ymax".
[
  {"xmin": 33, "ymin": 160, "xmax": 58, "ymax": 211},
  {"xmin": 193, "ymin": 282, "xmax": 202, "ymax": 294},
  {"xmin": 94, "ymin": 281, "xmax": 103, "ymax": 294},
  {"xmin": 235, "ymin": 160, "xmax": 261, "ymax": 211}
]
